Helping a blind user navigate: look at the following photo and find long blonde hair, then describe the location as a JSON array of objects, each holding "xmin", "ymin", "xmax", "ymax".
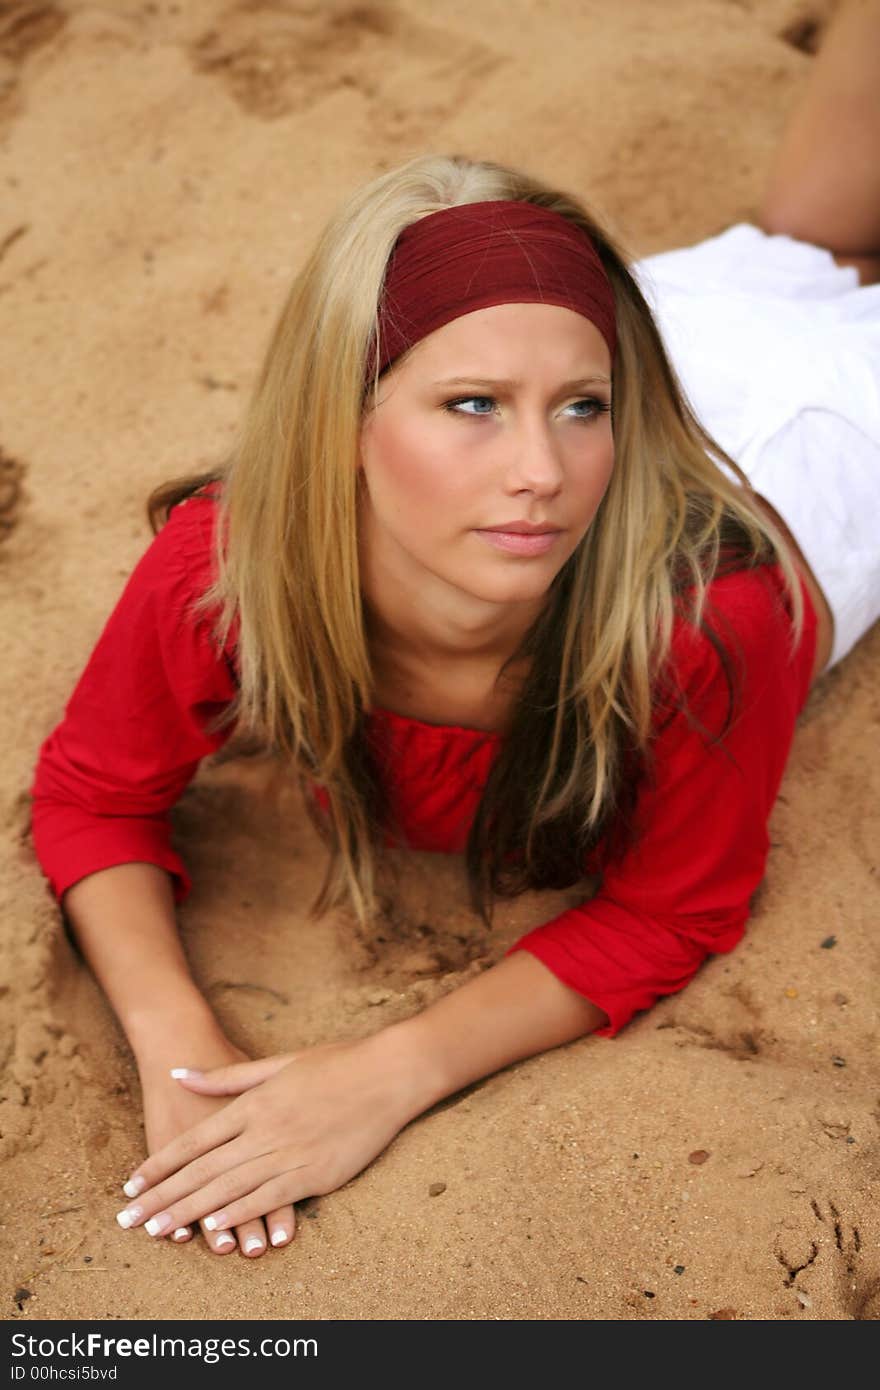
[{"xmin": 149, "ymin": 153, "xmax": 804, "ymax": 929}]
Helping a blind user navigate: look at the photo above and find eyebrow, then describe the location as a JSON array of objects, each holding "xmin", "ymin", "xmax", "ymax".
[{"xmin": 432, "ymin": 375, "xmax": 611, "ymax": 390}]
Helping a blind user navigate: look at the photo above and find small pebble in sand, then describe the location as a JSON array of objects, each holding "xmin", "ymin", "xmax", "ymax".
[
  {"xmin": 784, "ymin": 987, "xmax": 799, "ymax": 999},
  {"xmin": 708, "ymin": 1308, "xmax": 737, "ymax": 1319},
  {"xmin": 831, "ymin": 1056, "xmax": 846, "ymax": 1067},
  {"xmin": 428, "ymin": 1181, "xmax": 447, "ymax": 1197},
  {"xmin": 367, "ymin": 989, "xmax": 392, "ymax": 1006},
  {"xmin": 819, "ymin": 935, "xmax": 837, "ymax": 949},
  {"xmin": 833, "ymin": 993, "xmax": 848, "ymax": 1006},
  {"xmin": 796, "ymin": 1290, "xmax": 812, "ymax": 1309},
  {"xmin": 673, "ymin": 1266, "xmax": 685, "ymax": 1275},
  {"xmin": 688, "ymin": 1149, "xmax": 710, "ymax": 1165}
]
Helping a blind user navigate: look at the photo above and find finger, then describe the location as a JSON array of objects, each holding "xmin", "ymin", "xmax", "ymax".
[
  {"xmin": 265, "ymin": 1204, "xmax": 297, "ymax": 1250},
  {"xmin": 134, "ymin": 1155, "xmax": 289, "ymax": 1240},
  {"xmin": 121, "ymin": 1109, "xmax": 245, "ymax": 1203},
  {"xmin": 117, "ymin": 1134, "xmax": 248, "ymax": 1232},
  {"xmin": 234, "ymin": 1217, "xmax": 269, "ymax": 1259},
  {"xmin": 198, "ymin": 1173, "xmax": 312, "ymax": 1238},
  {"xmin": 200, "ymin": 1220, "xmax": 237, "ymax": 1256},
  {"xmin": 170, "ymin": 1055, "xmax": 296, "ymax": 1096}
]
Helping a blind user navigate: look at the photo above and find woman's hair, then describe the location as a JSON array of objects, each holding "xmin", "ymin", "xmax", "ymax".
[{"xmin": 148, "ymin": 153, "xmax": 805, "ymax": 931}]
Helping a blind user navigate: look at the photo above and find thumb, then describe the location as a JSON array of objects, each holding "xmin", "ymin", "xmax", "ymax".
[{"xmin": 170, "ymin": 1054, "xmax": 296, "ymax": 1095}]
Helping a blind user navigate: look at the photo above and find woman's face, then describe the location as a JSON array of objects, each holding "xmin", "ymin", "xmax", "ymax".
[{"xmin": 357, "ymin": 301, "xmax": 614, "ymax": 617}]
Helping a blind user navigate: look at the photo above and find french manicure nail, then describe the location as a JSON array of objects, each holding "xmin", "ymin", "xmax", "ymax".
[
  {"xmin": 123, "ymin": 1176, "xmax": 145, "ymax": 1199},
  {"xmin": 145, "ymin": 1212, "xmax": 173, "ymax": 1237},
  {"xmin": 270, "ymin": 1229, "xmax": 287, "ymax": 1246},
  {"xmin": 244, "ymin": 1237, "xmax": 264, "ymax": 1254},
  {"xmin": 203, "ymin": 1211, "xmax": 229, "ymax": 1232},
  {"xmin": 214, "ymin": 1233, "xmax": 235, "ymax": 1250},
  {"xmin": 170, "ymin": 1067, "xmax": 203, "ymax": 1080},
  {"xmin": 116, "ymin": 1206, "xmax": 143, "ymax": 1229},
  {"xmin": 172, "ymin": 1228, "xmax": 190, "ymax": 1241}
]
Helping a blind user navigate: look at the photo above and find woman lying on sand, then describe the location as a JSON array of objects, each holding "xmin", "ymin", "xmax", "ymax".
[{"xmin": 29, "ymin": 0, "xmax": 880, "ymax": 1258}]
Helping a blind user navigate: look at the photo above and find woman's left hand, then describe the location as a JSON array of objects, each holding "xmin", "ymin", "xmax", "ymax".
[{"xmin": 115, "ymin": 1029, "xmax": 424, "ymax": 1241}]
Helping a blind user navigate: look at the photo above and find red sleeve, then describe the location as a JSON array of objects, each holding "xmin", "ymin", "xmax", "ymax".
[
  {"xmin": 506, "ymin": 565, "xmax": 817, "ymax": 1037},
  {"xmin": 29, "ymin": 495, "xmax": 238, "ymax": 907}
]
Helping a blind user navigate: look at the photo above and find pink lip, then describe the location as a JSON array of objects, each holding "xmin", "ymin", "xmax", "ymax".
[
  {"xmin": 475, "ymin": 529, "xmax": 561, "ymax": 556},
  {"xmin": 482, "ymin": 521, "xmax": 558, "ymax": 534}
]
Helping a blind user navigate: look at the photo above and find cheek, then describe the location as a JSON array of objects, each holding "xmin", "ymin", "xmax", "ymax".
[
  {"xmin": 364, "ymin": 417, "xmax": 471, "ymax": 521},
  {"xmin": 573, "ymin": 434, "xmax": 615, "ymax": 516}
]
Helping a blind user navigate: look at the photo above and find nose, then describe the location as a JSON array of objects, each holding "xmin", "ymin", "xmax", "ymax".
[{"xmin": 503, "ymin": 415, "xmax": 565, "ymax": 496}]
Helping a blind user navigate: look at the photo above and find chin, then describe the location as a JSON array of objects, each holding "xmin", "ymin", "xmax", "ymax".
[{"xmin": 459, "ymin": 571, "xmax": 558, "ymax": 605}]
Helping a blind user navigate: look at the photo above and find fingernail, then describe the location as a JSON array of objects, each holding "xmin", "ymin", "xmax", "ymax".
[
  {"xmin": 204, "ymin": 1211, "xmax": 229, "ymax": 1232},
  {"xmin": 172, "ymin": 1228, "xmax": 190, "ymax": 1241},
  {"xmin": 123, "ymin": 1176, "xmax": 145, "ymax": 1199},
  {"xmin": 145, "ymin": 1212, "xmax": 173, "ymax": 1237},
  {"xmin": 116, "ymin": 1206, "xmax": 143, "ymax": 1229},
  {"xmin": 170, "ymin": 1067, "xmax": 203, "ymax": 1080},
  {"xmin": 270, "ymin": 1229, "xmax": 288, "ymax": 1246},
  {"xmin": 244, "ymin": 1236, "xmax": 264, "ymax": 1254},
  {"xmin": 214, "ymin": 1233, "xmax": 235, "ymax": 1250}
]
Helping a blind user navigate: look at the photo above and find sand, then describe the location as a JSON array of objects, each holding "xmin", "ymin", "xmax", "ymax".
[{"xmin": 1, "ymin": 0, "xmax": 878, "ymax": 1322}]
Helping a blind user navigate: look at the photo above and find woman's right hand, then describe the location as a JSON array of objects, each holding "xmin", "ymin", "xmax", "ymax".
[{"xmin": 136, "ymin": 1036, "xmax": 296, "ymax": 1258}]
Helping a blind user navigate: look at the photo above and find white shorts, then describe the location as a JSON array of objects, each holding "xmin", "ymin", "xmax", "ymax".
[{"xmin": 633, "ymin": 225, "xmax": 880, "ymax": 669}]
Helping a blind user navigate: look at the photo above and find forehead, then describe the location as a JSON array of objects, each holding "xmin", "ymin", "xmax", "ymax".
[{"xmin": 400, "ymin": 301, "xmax": 611, "ymax": 376}]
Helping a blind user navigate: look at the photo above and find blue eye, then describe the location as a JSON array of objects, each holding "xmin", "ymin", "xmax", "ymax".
[
  {"xmin": 443, "ymin": 395, "xmax": 611, "ymax": 420},
  {"xmin": 444, "ymin": 396, "xmax": 496, "ymax": 415},
  {"xmin": 566, "ymin": 398, "xmax": 611, "ymax": 419}
]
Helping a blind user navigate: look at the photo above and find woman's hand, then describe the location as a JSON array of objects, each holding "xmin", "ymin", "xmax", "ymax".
[
  {"xmin": 119, "ymin": 954, "xmax": 605, "ymax": 1252},
  {"xmin": 135, "ymin": 1036, "xmax": 297, "ymax": 1258},
  {"xmin": 117, "ymin": 1029, "xmax": 424, "ymax": 1244}
]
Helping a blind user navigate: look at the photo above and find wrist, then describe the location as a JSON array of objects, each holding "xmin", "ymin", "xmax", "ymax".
[
  {"xmin": 127, "ymin": 993, "xmax": 228, "ymax": 1071},
  {"xmin": 366, "ymin": 1015, "xmax": 452, "ymax": 1123}
]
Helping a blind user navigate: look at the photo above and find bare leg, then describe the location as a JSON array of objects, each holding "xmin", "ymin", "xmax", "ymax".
[
  {"xmin": 759, "ymin": 0, "xmax": 880, "ymax": 284},
  {"xmin": 751, "ymin": 2, "xmax": 880, "ymax": 678}
]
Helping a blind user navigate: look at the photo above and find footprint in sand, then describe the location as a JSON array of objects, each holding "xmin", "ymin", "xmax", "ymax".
[
  {"xmin": 810, "ymin": 1198, "xmax": 880, "ymax": 1321},
  {"xmin": 187, "ymin": 0, "xmax": 504, "ymax": 139},
  {"xmin": 775, "ymin": 1196, "xmax": 880, "ymax": 1319},
  {"xmin": 0, "ymin": 449, "xmax": 25, "ymax": 543},
  {"xmin": 0, "ymin": 3, "xmax": 68, "ymax": 133}
]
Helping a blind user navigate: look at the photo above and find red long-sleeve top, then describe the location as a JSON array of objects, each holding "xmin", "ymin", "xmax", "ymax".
[{"xmin": 29, "ymin": 490, "xmax": 817, "ymax": 1036}]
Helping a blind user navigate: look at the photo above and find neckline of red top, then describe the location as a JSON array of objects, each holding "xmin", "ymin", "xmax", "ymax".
[{"xmin": 368, "ymin": 704, "xmax": 504, "ymax": 741}]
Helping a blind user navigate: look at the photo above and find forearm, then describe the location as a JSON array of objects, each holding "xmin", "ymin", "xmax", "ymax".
[
  {"xmin": 62, "ymin": 862, "xmax": 225, "ymax": 1065},
  {"xmin": 384, "ymin": 950, "xmax": 607, "ymax": 1120}
]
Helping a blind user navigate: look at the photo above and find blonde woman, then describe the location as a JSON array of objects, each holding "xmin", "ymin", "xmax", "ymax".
[{"xmin": 29, "ymin": 2, "xmax": 880, "ymax": 1260}]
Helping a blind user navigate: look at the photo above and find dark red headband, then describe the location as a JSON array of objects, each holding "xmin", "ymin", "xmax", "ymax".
[{"xmin": 369, "ymin": 199, "xmax": 616, "ymax": 383}]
